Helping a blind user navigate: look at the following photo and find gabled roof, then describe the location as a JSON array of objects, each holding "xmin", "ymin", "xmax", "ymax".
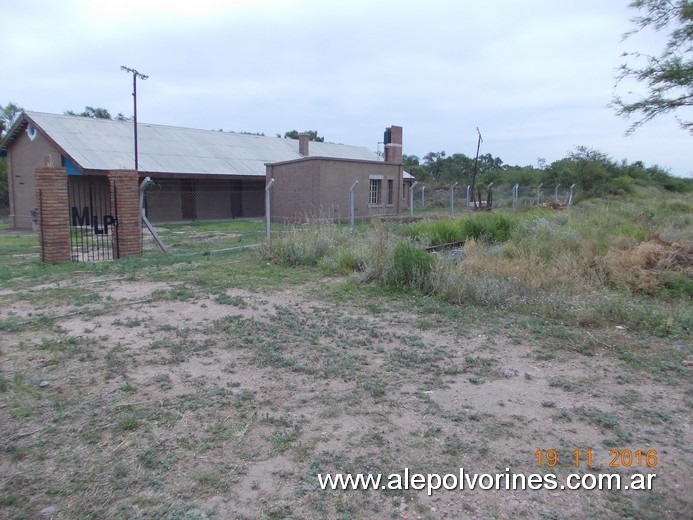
[{"xmin": 0, "ymin": 111, "xmax": 383, "ymax": 177}]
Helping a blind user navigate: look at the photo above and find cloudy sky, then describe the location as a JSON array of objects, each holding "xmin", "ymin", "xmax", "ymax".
[{"xmin": 2, "ymin": 0, "xmax": 691, "ymax": 176}]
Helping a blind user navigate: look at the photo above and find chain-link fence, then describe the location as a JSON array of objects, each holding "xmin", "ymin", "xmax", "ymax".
[
  {"xmin": 1, "ymin": 177, "xmax": 581, "ymax": 259},
  {"xmin": 142, "ymin": 179, "xmax": 265, "ymax": 224},
  {"xmin": 410, "ymin": 184, "xmax": 579, "ymax": 213},
  {"xmin": 141, "ymin": 219, "xmax": 268, "ymax": 255}
]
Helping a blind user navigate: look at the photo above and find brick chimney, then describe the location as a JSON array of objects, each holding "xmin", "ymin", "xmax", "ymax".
[
  {"xmin": 298, "ymin": 133, "xmax": 310, "ymax": 156},
  {"xmin": 384, "ymin": 125, "xmax": 402, "ymax": 163}
]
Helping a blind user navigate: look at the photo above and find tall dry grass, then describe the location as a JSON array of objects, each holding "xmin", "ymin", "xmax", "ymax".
[{"xmin": 262, "ymin": 190, "xmax": 692, "ymax": 335}]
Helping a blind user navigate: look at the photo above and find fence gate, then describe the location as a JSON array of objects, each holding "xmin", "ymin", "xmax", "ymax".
[{"xmin": 68, "ymin": 176, "xmax": 118, "ymax": 261}]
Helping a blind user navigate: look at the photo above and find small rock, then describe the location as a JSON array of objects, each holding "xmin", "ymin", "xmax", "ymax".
[
  {"xmin": 40, "ymin": 506, "xmax": 56, "ymax": 516},
  {"xmin": 39, "ymin": 381, "xmax": 50, "ymax": 388}
]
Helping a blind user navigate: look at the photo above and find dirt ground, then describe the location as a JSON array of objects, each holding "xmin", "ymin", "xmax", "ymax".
[{"xmin": 1, "ymin": 266, "xmax": 691, "ymax": 519}]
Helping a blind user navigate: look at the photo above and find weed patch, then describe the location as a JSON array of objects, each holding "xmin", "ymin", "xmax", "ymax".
[{"xmin": 385, "ymin": 241, "xmax": 433, "ymax": 291}]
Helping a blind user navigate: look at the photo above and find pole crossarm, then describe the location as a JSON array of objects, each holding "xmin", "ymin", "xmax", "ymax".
[{"xmin": 120, "ymin": 66, "xmax": 148, "ymax": 80}]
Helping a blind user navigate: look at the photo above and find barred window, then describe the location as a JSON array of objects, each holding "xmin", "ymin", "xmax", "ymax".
[{"xmin": 387, "ymin": 179, "xmax": 394, "ymax": 205}]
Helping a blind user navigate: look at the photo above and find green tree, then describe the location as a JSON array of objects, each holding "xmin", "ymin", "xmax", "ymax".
[
  {"xmin": 613, "ymin": 0, "xmax": 693, "ymax": 134},
  {"xmin": 65, "ymin": 106, "xmax": 108, "ymax": 118},
  {"xmin": 545, "ymin": 147, "xmax": 622, "ymax": 197},
  {"xmin": 64, "ymin": 106, "xmax": 131, "ymax": 120},
  {"xmin": 444, "ymin": 153, "xmax": 474, "ymax": 183},
  {"xmin": 475, "ymin": 153, "xmax": 504, "ymax": 178},
  {"xmin": 0, "ymin": 102, "xmax": 23, "ymax": 137},
  {"xmin": 283, "ymin": 130, "xmax": 324, "ymax": 142},
  {"xmin": 1, "ymin": 102, "xmax": 24, "ymax": 214},
  {"xmin": 403, "ymin": 154, "xmax": 430, "ymax": 182},
  {"xmin": 485, "ymin": 165, "xmax": 541, "ymax": 186},
  {"xmin": 422, "ymin": 151, "xmax": 447, "ymax": 180}
]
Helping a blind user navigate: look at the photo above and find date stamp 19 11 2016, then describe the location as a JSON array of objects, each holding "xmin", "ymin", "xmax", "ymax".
[{"xmin": 536, "ymin": 449, "xmax": 658, "ymax": 468}]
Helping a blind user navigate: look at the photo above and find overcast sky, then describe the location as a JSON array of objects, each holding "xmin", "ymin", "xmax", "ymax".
[{"xmin": 2, "ymin": 0, "xmax": 691, "ymax": 177}]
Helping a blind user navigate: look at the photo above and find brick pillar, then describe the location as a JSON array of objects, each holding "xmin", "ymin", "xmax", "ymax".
[
  {"xmin": 108, "ymin": 170, "xmax": 141, "ymax": 258},
  {"xmin": 35, "ymin": 166, "xmax": 70, "ymax": 264}
]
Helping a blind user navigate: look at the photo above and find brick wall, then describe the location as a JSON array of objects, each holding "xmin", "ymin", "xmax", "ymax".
[
  {"xmin": 8, "ymin": 125, "xmax": 61, "ymax": 229},
  {"xmin": 267, "ymin": 158, "xmax": 402, "ymax": 223},
  {"xmin": 35, "ymin": 166, "xmax": 70, "ymax": 264},
  {"xmin": 108, "ymin": 170, "xmax": 141, "ymax": 258}
]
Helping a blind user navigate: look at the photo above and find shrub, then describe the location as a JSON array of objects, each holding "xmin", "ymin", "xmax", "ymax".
[
  {"xmin": 429, "ymin": 219, "xmax": 464, "ymax": 245},
  {"xmin": 318, "ymin": 246, "xmax": 366, "ymax": 275},
  {"xmin": 460, "ymin": 213, "xmax": 518, "ymax": 243},
  {"xmin": 407, "ymin": 219, "xmax": 462, "ymax": 246},
  {"xmin": 407, "ymin": 213, "xmax": 518, "ymax": 247},
  {"xmin": 610, "ymin": 176, "xmax": 637, "ymax": 195},
  {"xmin": 660, "ymin": 272, "xmax": 693, "ymax": 298},
  {"xmin": 262, "ymin": 226, "xmax": 342, "ymax": 266},
  {"xmin": 386, "ymin": 241, "xmax": 433, "ymax": 291}
]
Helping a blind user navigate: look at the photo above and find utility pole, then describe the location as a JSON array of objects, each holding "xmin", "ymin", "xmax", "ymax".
[
  {"xmin": 470, "ymin": 127, "xmax": 483, "ymax": 209},
  {"xmin": 120, "ymin": 66, "xmax": 148, "ymax": 170}
]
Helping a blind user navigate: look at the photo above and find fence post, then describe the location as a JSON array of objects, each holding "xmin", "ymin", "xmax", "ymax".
[
  {"xmin": 568, "ymin": 183, "xmax": 576, "ymax": 206},
  {"xmin": 555, "ymin": 184, "xmax": 561, "ymax": 202},
  {"xmin": 265, "ymin": 178, "xmax": 275, "ymax": 239},
  {"xmin": 537, "ymin": 183, "xmax": 543, "ymax": 205},
  {"xmin": 349, "ymin": 180, "xmax": 359, "ymax": 227},
  {"xmin": 512, "ymin": 183, "xmax": 519, "ymax": 211},
  {"xmin": 139, "ymin": 177, "xmax": 167, "ymax": 253},
  {"xmin": 409, "ymin": 181, "xmax": 418, "ymax": 216},
  {"xmin": 450, "ymin": 182, "xmax": 458, "ymax": 213},
  {"xmin": 421, "ymin": 185, "xmax": 425, "ymax": 209}
]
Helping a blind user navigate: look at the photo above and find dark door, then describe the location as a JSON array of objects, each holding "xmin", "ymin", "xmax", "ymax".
[{"xmin": 181, "ymin": 180, "xmax": 195, "ymax": 221}]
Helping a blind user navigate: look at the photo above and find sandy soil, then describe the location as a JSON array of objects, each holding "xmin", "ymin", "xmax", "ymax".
[{"xmin": 1, "ymin": 276, "xmax": 690, "ymax": 519}]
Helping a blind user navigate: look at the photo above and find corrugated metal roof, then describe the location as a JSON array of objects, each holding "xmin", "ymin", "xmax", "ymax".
[{"xmin": 5, "ymin": 111, "xmax": 383, "ymax": 177}]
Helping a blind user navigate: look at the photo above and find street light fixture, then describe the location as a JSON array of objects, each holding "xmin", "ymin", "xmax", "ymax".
[{"xmin": 120, "ymin": 66, "xmax": 148, "ymax": 170}]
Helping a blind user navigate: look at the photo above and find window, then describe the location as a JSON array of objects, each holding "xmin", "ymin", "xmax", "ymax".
[
  {"xmin": 387, "ymin": 179, "xmax": 394, "ymax": 205},
  {"xmin": 369, "ymin": 178, "xmax": 382, "ymax": 205}
]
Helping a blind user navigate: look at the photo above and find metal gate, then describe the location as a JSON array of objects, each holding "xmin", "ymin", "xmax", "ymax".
[{"xmin": 68, "ymin": 176, "xmax": 118, "ymax": 261}]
